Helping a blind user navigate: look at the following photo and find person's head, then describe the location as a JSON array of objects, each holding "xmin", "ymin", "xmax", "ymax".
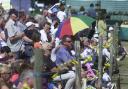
[
  {"xmin": 60, "ymin": 4, "xmax": 65, "ymax": 11},
  {"xmin": 18, "ymin": 11, "xmax": 26, "ymax": 22},
  {"xmin": 0, "ymin": 64, "xmax": 11, "ymax": 81},
  {"xmin": 91, "ymin": 38, "xmax": 98, "ymax": 46},
  {"xmin": 0, "ymin": 46, "xmax": 11, "ymax": 54},
  {"xmin": 98, "ymin": 9, "xmax": 107, "ymax": 20},
  {"xmin": 90, "ymin": 3, "xmax": 94, "ymax": 8},
  {"xmin": 31, "ymin": 30, "xmax": 41, "ymax": 42},
  {"xmin": 20, "ymin": 70, "xmax": 34, "ymax": 88},
  {"xmin": 62, "ymin": 35, "xmax": 73, "ymax": 49},
  {"xmin": 43, "ymin": 22, "xmax": 51, "ymax": 33},
  {"xmin": 83, "ymin": 40, "xmax": 90, "ymax": 47},
  {"xmin": 9, "ymin": 9, "xmax": 18, "ymax": 21},
  {"xmin": 42, "ymin": 9, "xmax": 48, "ymax": 16}
]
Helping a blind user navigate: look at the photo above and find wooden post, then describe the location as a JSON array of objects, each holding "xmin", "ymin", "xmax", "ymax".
[
  {"xmin": 114, "ymin": 23, "xmax": 119, "ymax": 58},
  {"xmin": 34, "ymin": 49, "xmax": 43, "ymax": 89},
  {"xmin": 113, "ymin": 23, "xmax": 119, "ymax": 73},
  {"xmin": 98, "ymin": 36, "xmax": 103, "ymax": 88},
  {"xmin": 74, "ymin": 41, "xmax": 81, "ymax": 89},
  {"xmin": 109, "ymin": 37, "xmax": 114, "ymax": 79}
]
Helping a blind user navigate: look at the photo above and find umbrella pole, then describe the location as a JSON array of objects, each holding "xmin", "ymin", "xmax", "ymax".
[
  {"xmin": 74, "ymin": 41, "xmax": 81, "ymax": 89},
  {"xmin": 34, "ymin": 49, "xmax": 43, "ymax": 89}
]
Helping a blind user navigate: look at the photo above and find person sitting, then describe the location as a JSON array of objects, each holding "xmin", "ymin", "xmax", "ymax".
[
  {"xmin": 17, "ymin": 69, "xmax": 34, "ymax": 89},
  {"xmin": 52, "ymin": 35, "xmax": 76, "ymax": 89}
]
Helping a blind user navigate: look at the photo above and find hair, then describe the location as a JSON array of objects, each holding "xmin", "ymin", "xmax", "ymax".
[
  {"xmin": 60, "ymin": 3, "xmax": 65, "ymax": 8},
  {"xmin": 18, "ymin": 11, "xmax": 26, "ymax": 19},
  {"xmin": 31, "ymin": 30, "xmax": 41, "ymax": 42},
  {"xmin": 98, "ymin": 9, "xmax": 107, "ymax": 20},
  {"xmin": 44, "ymin": 21, "xmax": 51, "ymax": 27},
  {"xmin": 90, "ymin": 3, "xmax": 94, "ymax": 7},
  {"xmin": 19, "ymin": 69, "xmax": 34, "ymax": 82},
  {"xmin": 59, "ymin": 3, "xmax": 65, "ymax": 11},
  {"xmin": 61, "ymin": 35, "xmax": 72, "ymax": 43},
  {"xmin": 0, "ymin": 46, "xmax": 11, "ymax": 53},
  {"xmin": 8, "ymin": 9, "xmax": 18, "ymax": 17}
]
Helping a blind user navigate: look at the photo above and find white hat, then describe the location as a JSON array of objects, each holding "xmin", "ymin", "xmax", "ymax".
[
  {"xmin": 109, "ymin": 26, "xmax": 114, "ymax": 31},
  {"xmin": 26, "ymin": 22, "xmax": 35, "ymax": 27}
]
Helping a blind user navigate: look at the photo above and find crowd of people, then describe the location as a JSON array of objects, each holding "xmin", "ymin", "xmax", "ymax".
[{"xmin": 0, "ymin": 2, "xmax": 127, "ymax": 89}]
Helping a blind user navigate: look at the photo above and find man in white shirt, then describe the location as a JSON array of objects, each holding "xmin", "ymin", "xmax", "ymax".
[
  {"xmin": 5, "ymin": 10, "xmax": 32, "ymax": 59},
  {"xmin": 40, "ymin": 22, "xmax": 51, "ymax": 42},
  {"xmin": 57, "ymin": 4, "xmax": 66, "ymax": 22}
]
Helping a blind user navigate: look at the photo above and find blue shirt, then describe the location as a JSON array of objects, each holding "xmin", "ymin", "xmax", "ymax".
[
  {"xmin": 87, "ymin": 7, "xmax": 96, "ymax": 18},
  {"xmin": 55, "ymin": 46, "xmax": 74, "ymax": 65}
]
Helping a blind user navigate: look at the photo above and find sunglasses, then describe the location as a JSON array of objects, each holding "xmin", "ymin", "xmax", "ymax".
[{"xmin": 66, "ymin": 40, "xmax": 72, "ymax": 43}]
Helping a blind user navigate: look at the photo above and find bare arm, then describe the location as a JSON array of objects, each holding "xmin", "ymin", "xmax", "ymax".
[
  {"xmin": 0, "ymin": 31, "xmax": 6, "ymax": 41},
  {"xmin": 22, "ymin": 36, "xmax": 33, "ymax": 43}
]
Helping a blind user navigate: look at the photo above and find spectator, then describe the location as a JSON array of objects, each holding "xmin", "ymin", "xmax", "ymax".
[
  {"xmin": 17, "ymin": 11, "xmax": 27, "ymax": 32},
  {"xmin": 57, "ymin": 3, "xmax": 67, "ymax": 22},
  {"xmin": 5, "ymin": 9, "xmax": 32, "ymax": 59},
  {"xmin": 40, "ymin": 22, "xmax": 51, "ymax": 42},
  {"xmin": 17, "ymin": 70, "xmax": 34, "ymax": 89},
  {"xmin": 0, "ymin": 46, "xmax": 11, "ymax": 62},
  {"xmin": 0, "ymin": 64, "xmax": 11, "ymax": 89},
  {"xmin": 24, "ymin": 21, "xmax": 36, "ymax": 39},
  {"xmin": 87, "ymin": 3, "xmax": 96, "ymax": 18},
  {"xmin": 53, "ymin": 35, "xmax": 76, "ymax": 89},
  {"xmin": 98, "ymin": 12, "xmax": 107, "ymax": 40},
  {"xmin": 5, "ymin": 10, "xmax": 25, "ymax": 59},
  {"xmin": 50, "ymin": 19, "xmax": 59, "ymax": 47}
]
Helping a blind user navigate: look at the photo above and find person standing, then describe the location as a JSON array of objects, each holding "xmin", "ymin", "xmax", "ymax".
[
  {"xmin": 97, "ymin": 13, "xmax": 107, "ymax": 40},
  {"xmin": 57, "ymin": 3, "xmax": 67, "ymax": 23},
  {"xmin": 87, "ymin": 3, "xmax": 96, "ymax": 18}
]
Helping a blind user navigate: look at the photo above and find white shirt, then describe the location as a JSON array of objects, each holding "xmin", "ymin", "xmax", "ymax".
[
  {"xmin": 57, "ymin": 11, "xmax": 66, "ymax": 22},
  {"xmin": 102, "ymin": 48, "xmax": 110, "ymax": 61},
  {"xmin": 81, "ymin": 47, "xmax": 93, "ymax": 58},
  {"xmin": 40, "ymin": 29, "xmax": 48, "ymax": 42},
  {"xmin": 50, "ymin": 25, "xmax": 58, "ymax": 40},
  {"xmin": 5, "ymin": 19, "xmax": 24, "ymax": 52},
  {"xmin": 102, "ymin": 72, "xmax": 111, "ymax": 82}
]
